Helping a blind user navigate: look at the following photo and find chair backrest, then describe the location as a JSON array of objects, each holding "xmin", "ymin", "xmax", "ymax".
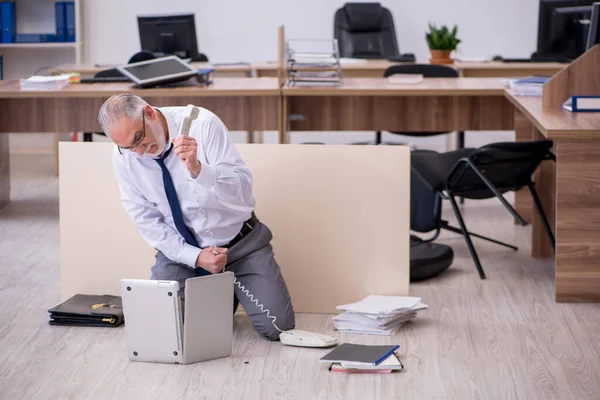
[
  {"xmin": 447, "ymin": 140, "xmax": 554, "ymax": 198},
  {"xmin": 94, "ymin": 68, "xmax": 123, "ymax": 78},
  {"xmin": 384, "ymin": 64, "xmax": 459, "ymax": 78},
  {"xmin": 128, "ymin": 50, "xmax": 156, "ymax": 64},
  {"xmin": 334, "ymin": 3, "xmax": 399, "ymax": 59},
  {"xmin": 195, "ymin": 52, "xmax": 209, "ymax": 62},
  {"xmin": 385, "ymin": 64, "xmax": 459, "ymax": 137}
]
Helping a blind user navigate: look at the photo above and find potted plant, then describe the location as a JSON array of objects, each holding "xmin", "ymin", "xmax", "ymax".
[{"xmin": 425, "ymin": 23, "xmax": 461, "ymax": 64}]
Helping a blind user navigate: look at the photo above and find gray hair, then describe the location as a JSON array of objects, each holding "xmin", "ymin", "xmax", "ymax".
[{"xmin": 97, "ymin": 93, "xmax": 148, "ymax": 136}]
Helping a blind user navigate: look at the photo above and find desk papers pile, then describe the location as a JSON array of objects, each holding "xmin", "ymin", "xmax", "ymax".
[
  {"xmin": 20, "ymin": 74, "xmax": 70, "ymax": 91},
  {"xmin": 333, "ymin": 295, "xmax": 428, "ymax": 335}
]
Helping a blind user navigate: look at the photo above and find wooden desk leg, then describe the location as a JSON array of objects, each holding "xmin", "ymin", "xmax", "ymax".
[
  {"xmin": 254, "ymin": 132, "xmax": 264, "ymax": 143},
  {"xmin": 280, "ymin": 96, "xmax": 288, "ymax": 144},
  {"xmin": 555, "ymin": 138, "xmax": 600, "ymax": 302},
  {"xmin": 514, "ymin": 108, "xmax": 533, "ymax": 224},
  {"xmin": 0, "ymin": 135, "xmax": 10, "ymax": 209},
  {"xmin": 531, "ymin": 125, "xmax": 555, "ymax": 259}
]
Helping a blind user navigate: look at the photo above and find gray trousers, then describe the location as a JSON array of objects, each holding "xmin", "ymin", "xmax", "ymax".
[{"xmin": 150, "ymin": 222, "xmax": 295, "ymax": 340}]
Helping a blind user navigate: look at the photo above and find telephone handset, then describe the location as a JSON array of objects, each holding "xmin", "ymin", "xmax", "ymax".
[
  {"xmin": 178, "ymin": 104, "xmax": 200, "ymax": 137},
  {"xmin": 178, "ymin": 104, "xmax": 338, "ymax": 348}
]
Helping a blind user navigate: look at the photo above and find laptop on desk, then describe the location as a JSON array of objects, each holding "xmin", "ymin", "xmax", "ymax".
[{"xmin": 120, "ymin": 272, "xmax": 234, "ymax": 364}]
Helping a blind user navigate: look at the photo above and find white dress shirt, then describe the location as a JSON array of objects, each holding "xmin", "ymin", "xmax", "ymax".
[{"xmin": 112, "ymin": 106, "xmax": 256, "ymax": 269}]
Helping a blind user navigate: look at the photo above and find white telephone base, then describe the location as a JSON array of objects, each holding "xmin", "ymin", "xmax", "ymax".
[{"xmin": 279, "ymin": 329, "xmax": 339, "ymax": 348}]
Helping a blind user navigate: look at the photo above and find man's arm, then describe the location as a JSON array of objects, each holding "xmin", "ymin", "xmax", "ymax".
[
  {"xmin": 173, "ymin": 114, "xmax": 255, "ymax": 210},
  {"xmin": 113, "ymin": 154, "xmax": 201, "ymax": 269}
]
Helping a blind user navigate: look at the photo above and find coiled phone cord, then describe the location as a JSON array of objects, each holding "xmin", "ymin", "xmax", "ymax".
[{"xmin": 186, "ymin": 174, "xmax": 284, "ymax": 334}]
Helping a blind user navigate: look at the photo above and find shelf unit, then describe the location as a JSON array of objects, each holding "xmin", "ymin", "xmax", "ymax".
[{"xmin": 0, "ymin": 0, "xmax": 84, "ymax": 64}]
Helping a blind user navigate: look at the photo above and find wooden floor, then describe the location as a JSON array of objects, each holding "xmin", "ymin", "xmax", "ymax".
[{"xmin": 2, "ymin": 154, "xmax": 600, "ymax": 400}]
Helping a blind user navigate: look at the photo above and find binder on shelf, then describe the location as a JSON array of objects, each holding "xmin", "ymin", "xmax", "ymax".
[
  {"xmin": 0, "ymin": 2, "xmax": 16, "ymax": 44},
  {"xmin": 65, "ymin": 1, "xmax": 75, "ymax": 42},
  {"xmin": 562, "ymin": 96, "xmax": 600, "ymax": 112},
  {"xmin": 15, "ymin": 33, "xmax": 56, "ymax": 43},
  {"xmin": 55, "ymin": 1, "xmax": 66, "ymax": 42}
]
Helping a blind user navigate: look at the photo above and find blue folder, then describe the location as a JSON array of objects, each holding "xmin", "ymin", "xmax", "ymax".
[
  {"xmin": 65, "ymin": 1, "xmax": 75, "ymax": 42},
  {"xmin": 16, "ymin": 33, "xmax": 56, "ymax": 43},
  {"xmin": 0, "ymin": 2, "xmax": 16, "ymax": 44},
  {"xmin": 55, "ymin": 2, "xmax": 66, "ymax": 42},
  {"xmin": 562, "ymin": 96, "xmax": 600, "ymax": 112}
]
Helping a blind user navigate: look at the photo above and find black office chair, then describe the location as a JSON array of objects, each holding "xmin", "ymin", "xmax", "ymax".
[
  {"xmin": 81, "ymin": 68, "xmax": 128, "ymax": 141},
  {"xmin": 366, "ymin": 64, "xmax": 465, "ymax": 147},
  {"xmin": 334, "ymin": 3, "xmax": 400, "ymax": 59},
  {"xmin": 410, "ymin": 140, "xmax": 556, "ymax": 279},
  {"xmin": 195, "ymin": 53, "xmax": 209, "ymax": 62}
]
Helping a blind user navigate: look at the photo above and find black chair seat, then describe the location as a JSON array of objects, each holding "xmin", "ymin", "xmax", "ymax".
[
  {"xmin": 411, "ymin": 148, "xmax": 475, "ymax": 191},
  {"xmin": 409, "ymin": 139, "xmax": 556, "ymax": 279}
]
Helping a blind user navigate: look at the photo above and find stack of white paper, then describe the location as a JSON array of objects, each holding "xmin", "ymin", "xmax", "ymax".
[
  {"xmin": 20, "ymin": 74, "xmax": 70, "ymax": 91},
  {"xmin": 333, "ymin": 295, "xmax": 428, "ymax": 335},
  {"xmin": 505, "ymin": 76, "xmax": 549, "ymax": 97}
]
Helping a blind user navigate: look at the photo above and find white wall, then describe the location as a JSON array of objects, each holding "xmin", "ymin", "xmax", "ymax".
[
  {"xmin": 11, "ymin": 0, "xmax": 537, "ymax": 151},
  {"xmin": 86, "ymin": 0, "xmax": 538, "ymax": 64}
]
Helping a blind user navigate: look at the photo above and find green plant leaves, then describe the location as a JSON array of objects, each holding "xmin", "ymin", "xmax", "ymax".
[{"xmin": 426, "ymin": 22, "xmax": 460, "ymax": 51}]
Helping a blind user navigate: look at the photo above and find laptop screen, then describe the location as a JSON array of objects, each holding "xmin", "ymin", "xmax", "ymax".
[{"xmin": 121, "ymin": 58, "xmax": 194, "ymax": 81}]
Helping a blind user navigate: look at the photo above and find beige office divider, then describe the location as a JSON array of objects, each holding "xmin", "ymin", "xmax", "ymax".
[{"xmin": 59, "ymin": 143, "xmax": 410, "ymax": 313}]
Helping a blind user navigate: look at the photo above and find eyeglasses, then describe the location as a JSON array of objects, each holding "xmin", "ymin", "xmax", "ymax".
[{"xmin": 118, "ymin": 111, "xmax": 146, "ymax": 154}]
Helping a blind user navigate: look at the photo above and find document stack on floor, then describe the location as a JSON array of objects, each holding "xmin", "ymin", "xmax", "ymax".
[
  {"xmin": 333, "ymin": 295, "xmax": 428, "ymax": 335},
  {"xmin": 320, "ymin": 343, "xmax": 404, "ymax": 374}
]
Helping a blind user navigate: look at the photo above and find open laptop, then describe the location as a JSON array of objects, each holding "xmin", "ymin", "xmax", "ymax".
[{"xmin": 120, "ymin": 272, "xmax": 234, "ymax": 364}]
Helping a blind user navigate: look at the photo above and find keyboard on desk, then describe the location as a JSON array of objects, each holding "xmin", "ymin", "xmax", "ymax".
[
  {"xmin": 501, "ymin": 57, "xmax": 571, "ymax": 63},
  {"xmin": 79, "ymin": 77, "xmax": 131, "ymax": 84}
]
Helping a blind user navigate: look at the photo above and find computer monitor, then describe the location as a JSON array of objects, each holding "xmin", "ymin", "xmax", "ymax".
[
  {"xmin": 137, "ymin": 14, "xmax": 200, "ymax": 62},
  {"xmin": 535, "ymin": 0, "xmax": 596, "ymax": 61},
  {"xmin": 586, "ymin": 3, "xmax": 600, "ymax": 49}
]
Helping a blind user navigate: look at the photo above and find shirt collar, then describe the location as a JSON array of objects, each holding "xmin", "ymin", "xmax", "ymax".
[{"xmin": 155, "ymin": 107, "xmax": 176, "ymax": 157}]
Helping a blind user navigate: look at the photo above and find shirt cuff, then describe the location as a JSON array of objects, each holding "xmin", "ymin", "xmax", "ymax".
[
  {"xmin": 192, "ymin": 163, "xmax": 218, "ymax": 186},
  {"xmin": 180, "ymin": 243, "xmax": 202, "ymax": 269}
]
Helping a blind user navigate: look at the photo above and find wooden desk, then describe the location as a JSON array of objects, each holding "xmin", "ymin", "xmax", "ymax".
[
  {"xmin": 254, "ymin": 60, "xmax": 567, "ymax": 78},
  {"xmin": 52, "ymin": 60, "xmax": 567, "ymax": 80},
  {"xmin": 281, "ymin": 77, "xmax": 514, "ymax": 143},
  {"xmin": 506, "ymin": 90, "xmax": 600, "ymax": 302},
  {"xmin": 0, "ymin": 78, "xmax": 280, "ymax": 208},
  {"xmin": 51, "ymin": 62, "xmax": 253, "ymax": 78}
]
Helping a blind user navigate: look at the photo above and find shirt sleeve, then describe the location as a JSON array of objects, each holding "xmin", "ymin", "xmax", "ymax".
[
  {"xmin": 189, "ymin": 114, "xmax": 256, "ymax": 210},
  {"xmin": 112, "ymin": 151, "xmax": 201, "ymax": 269}
]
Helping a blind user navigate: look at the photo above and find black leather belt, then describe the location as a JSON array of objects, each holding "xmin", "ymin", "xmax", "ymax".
[{"xmin": 223, "ymin": 212, "xmax": 259, "ymax": 248}]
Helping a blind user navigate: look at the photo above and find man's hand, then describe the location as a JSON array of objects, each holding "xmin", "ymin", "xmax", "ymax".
[
  {"xmin": 196, "ymin": 247, "xmax": 228, "ymax": 274},
  {"xmin": 172, "ymin": 136, "xmax": 201, "ymax": 177}
]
